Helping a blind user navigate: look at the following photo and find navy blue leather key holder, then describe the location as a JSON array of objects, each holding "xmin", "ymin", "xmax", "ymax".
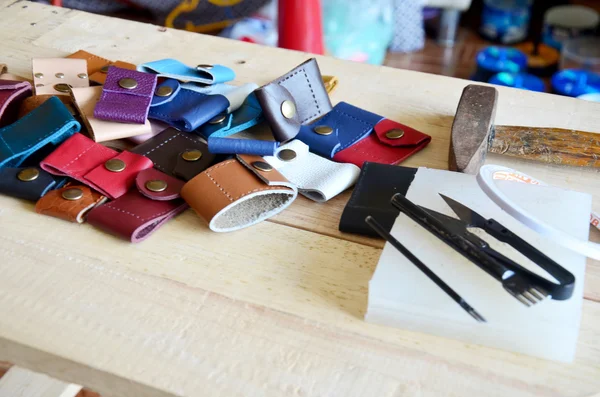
[
  {"xmin": 0, "ymin": 167, "xmax": 66, "ymax": 201},
  {"xmin": 0, "ymin": 96, "xmax": 80, "ymax": 168}
]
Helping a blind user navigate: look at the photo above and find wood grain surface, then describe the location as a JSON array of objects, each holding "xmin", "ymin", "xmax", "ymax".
[{"xmin": 1, "ymin": 1, "xmax": 600, "ymax": 396}]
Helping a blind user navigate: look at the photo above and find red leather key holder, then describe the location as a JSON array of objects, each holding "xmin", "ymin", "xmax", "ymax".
[
  {"xmin": 333, "ymin": 118, "xmax": 431, "ymax": 168},
  {"xmin": 87, "ymin": 168, "xmax": 188, "ymax": 243},
  {"xmin": 40, "ymin": 133, "xmax": 153, "ymax": 199}
]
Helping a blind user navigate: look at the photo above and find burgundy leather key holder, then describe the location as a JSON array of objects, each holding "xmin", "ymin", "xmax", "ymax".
[
  {"xmin": 40, "ymin": 133, "xmax": 153, "ymax": 200},
  {"xmin": 87, "ymin": 168, "xmax": 188, "ymax": 243},
  {"xmin": 0, "ymin": 79, "xmax": 32, "ymax": 127}
]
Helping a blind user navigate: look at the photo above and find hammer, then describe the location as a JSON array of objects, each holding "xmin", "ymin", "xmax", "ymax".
[{"xmin": 448, "ymin": 84, "xmax": 600, "ymax": 174}]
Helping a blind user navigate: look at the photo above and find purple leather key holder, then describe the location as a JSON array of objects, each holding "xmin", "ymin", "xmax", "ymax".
[{"xmin": 94, "ymin": 66, "xmax": 157, "ymax": 124}]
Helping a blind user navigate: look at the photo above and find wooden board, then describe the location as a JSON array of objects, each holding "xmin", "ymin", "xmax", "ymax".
[{"xmin": 1, "ymin": 1, "xmax": 600, "ymax": 396}]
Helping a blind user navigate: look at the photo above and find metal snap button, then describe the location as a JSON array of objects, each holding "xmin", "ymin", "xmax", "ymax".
[
  {"xmin": 208, "ymin": 113, "xmax": 226, "ymax": 124},
  {"xmin": 55, "ymin": 72, "xmax": 65, "ymax": 79},
  {"xmin": 181, "ymin": 149, "xmax": 202, "ymax": 162},
  {"xmin": 314, "ymin": 125, "xmax": 333, "ymax": 136},
  {"xmin": 34, "ymin": 73, "xmax": 43, "ymax": 79},
  {"xmin": 17, "ymin": 168, "xmax": 39, "ymax": 182},
  {"xmin": 385, "ymin": 128, "xmax": 405, "ymax": 139},
  {"xmin": 155, "ymin": 85, "xmax": 173, "ymax": 97},
  {"xmin": 118, "ymin": 78, "xmax": 138, "ymax": 90},
  {"xmin": 104, "ymin": 158, "xmax": 126, "ymax": 172},
  {"xmin": 145, "ymin": 180, "xmax": 168, "ymax": 192},
  {"xmin": 277, "ymin": 149, "xmax": 296, "ymax": 161},
  {"xmin": 252, "ymin": 161, "xmax": 273, "ymax": 172},
  {"xmin": 197, "ymin": 64, "xmax": 213, "ymax": 70},
  {"xmin": 100, "ymin": 65, "xmax": 110, "ymax": 73},
  {"xmin": 62, "ymin": 187, "xmax": 83, "ymax": 201},
  {"xmin": 53, "ymin": 83, "xmax": 72, "ymax": 93},
  {"xmin": 281, "ymin": 100, "xmax": 296, "ymax": 119},
  {"xmin": 78, "ymin": 73, "xmax": 88, "ymax": 79}
]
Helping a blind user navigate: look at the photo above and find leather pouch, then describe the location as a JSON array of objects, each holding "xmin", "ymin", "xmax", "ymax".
[
  {"xmin": 0, "ymin": 96, "xmax": 80, "ymax": 168},
  {"xmin": 94, "ymin": 66, "xmax": 157, "ymax": 124},
  {"xmin": 138, "ymin": 59, "xmax": 235, "ymax": 85},
  {"xmin": 263, "ymin": 140, "xmax": 360, "ymax": 202},
  {"xmin": 40, "ymin": 133, "xmax": 153, "ymax": 199},
  {"xmin": 338, "ymin": 162, "xmax": 417, "ymax": 237},
  {"xmin": 0, "ymin": 167, "xmax": 63, "ymax": 201},
  {"xmin": 87, "ymin": 168, "xmax": 188, "ymax": 242},
  {"xmin": 67, "ymin": 50, "xmax": 136, "ymax": 85},
  {"xmin": 0, "ymin": 79, "xmax": 31, "ymax": 127},
  {"xmin": 32, "ymin": 58, "xmax": 89, "ymax": 95},
  {"xmin": 35, "ymin": 184, "xmax": 106, "ymax": 223},
  {"xmin": 181, "ymin": 154, "xmax": 298, "ymax": 232}
]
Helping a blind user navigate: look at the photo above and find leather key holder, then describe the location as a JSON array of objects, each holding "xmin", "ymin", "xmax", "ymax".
[
  {"xmin": 255, "ymin": 58, "xmax": 332, "ymax": 142},
  {"xmin": 0, "ymin": 167, "xmax": 64, "ymax": 201},
  {"xmin": 71, "ymin": 86, "xmax": 152, "ymax": 142},
  {"xmin": 263, "ymin": 140, "xmax": 360, "ymax": 202},
  {"xmin": 207, "ymin": 138, "xmax": 279, "ymax": 156},
  {"xmin": 0, "ymin": 79, "xmax": 32, "ymax": 127},
  {"xmin": 138, "ymin": 59, "xmax": 235, "ymax": 85},
  {"xmin": 131, "ymin": 128, "xmax": 216, "ymax": 181},
  {"xmin": 40, "ymin": 133, "xmax": 153, "ymax": 199},
  {"xmin": 35, "ymin": 183, "xmax": 107, "ymax": 224},
  {"xmin": 181, "ymin": 154, "xmax": 298, "ymax": 232},
  {"xmin": 0, "ymin": 96, "xmax": 80, "ymax": 168},
  {"xmin": 32, "ymin": 58, "xmax": 89, "ymax": 96},
  {"xmin": 199, "ymin": 93, "xmax": 263, "ymax": 139},
  {"xmin": 87, "ymin": 168, "xmax": 188, "ymax": 242},
  {"xmin": 67, "ymin": 50, "xmax": 136, "ymax": 85},
  {"xmin": 94, "ymin": 66, "xmax": 157, "ymax": 124}
]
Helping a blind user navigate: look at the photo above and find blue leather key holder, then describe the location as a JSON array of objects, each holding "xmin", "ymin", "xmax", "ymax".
[
  {"xmin": 208, "ymin": 138, "xmax": 279, "ymax": 156},
  {"xmin": 149, "ymin": 79, "xmax": 229, "ymax": 132},
  {"xmin": 296, "ymin": 101, "xmax": 382, "ymax": 158},
  {"xmin": 138, "ymin": 59, "xmax": 235, "ymax": 85},
  {"xmin": 0, "ymin": 96, "xmax": 80, "ymax": 168},
  {"xmin": 199, "ymin": 93, "xmax": 263, "ymax": 139},
  {"xmin": 0, "ymin": 167, "xmax": 65, "ymax": 201}
]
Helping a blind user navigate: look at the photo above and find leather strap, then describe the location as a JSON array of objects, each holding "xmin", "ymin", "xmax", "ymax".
[
  {"xmin": 0, "ymin": 167, "xmax": 63, "ymax": 201},
  {"xmin": 199, "ymin": 93, "xmax": 263, "ymax": 139},
  {"xmin": 35, "ymin": 184, "xmax": 107, "ymax": 223},
  {"xmin": 138, "ymin": 59, "xmax": 235, "ymax": 85},
  {"xmin": 0, "ymin": 96, "xmax": 80, "ymax": 168},
  {"xmin": 94, "ymin": 66, "xmax": 157, "ymax": 124},
  {"xmin": 71, "ymin": 86, "xmax": 152, "ymax": 142},
  {"xmin": 332, "ymin": 118, "xmax": 432, "ymax": 167},
  {"xmin": 87, "ymin": 169, "xmax": 188, "ymax": 242},
  {"xmin": 131, "ymin": 128, "xmax": 216, "ymax": 181},
  {"xmin": 0, "ymin": 79, "xmax": 32, "ymax": 127},
  {"xmin": 263, "ymin": 140, "xmax": 360, "ymax": 202},
  {"xmin": 18, "ymin": 94, "xmax": 74, "ymax": 118},
  {"xmin": 207, "ymin": 137, "xmax": 278, "ymax": 156},
  {"xmin": 181, "ymin": 155, "xmax": 298, "ymax": 232},
  {"xmin": 255, "ymin": 58, "xmax": 332, "ymax": 142},
  {"xmin": 67, "ymin": 50, "xmax": 137, "ymax": 85},
  {"xmin": 40, "ymin": 133, "xmax": 153, "ymax": 199},
  {"xmin": 32, "ymin": 58, "xmax": 89, "ymax": 95}
]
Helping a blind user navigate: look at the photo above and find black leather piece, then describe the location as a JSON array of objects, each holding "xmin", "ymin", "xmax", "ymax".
[
  {"xmin": 131, "ymin": 128, "xmax": 218, "ymax": 181},
  {"xmin": 0, "ymin": 167, "xmax": 60, "ymax": 201},
  {"xmin": 256, "ymin": 58, "xmax": 332, "ymax": 142},
  {"xmin": 339, "ymin": 162, "xmax": 417, "ymax": 237}
]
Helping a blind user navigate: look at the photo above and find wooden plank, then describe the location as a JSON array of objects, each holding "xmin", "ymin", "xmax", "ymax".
[{"xmin": 0, "ymin": 366, "xmax": 81, "ymax": 397}]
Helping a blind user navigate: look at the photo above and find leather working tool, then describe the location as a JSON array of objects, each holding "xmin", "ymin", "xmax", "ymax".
[
  {"xmin": 390, "ymin": 193, "xmax": 575, "ymax": 306},
  {"xmin": 449, "ymin": 84, "xmax": 600, "ymax": 174}
]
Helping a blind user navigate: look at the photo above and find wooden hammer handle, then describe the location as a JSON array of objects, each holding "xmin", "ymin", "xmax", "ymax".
[{"xmin": 491, "ymin": 126, "xmax": 600, "ymax": 168}]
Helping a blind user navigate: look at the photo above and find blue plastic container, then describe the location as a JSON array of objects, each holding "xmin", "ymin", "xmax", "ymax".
[
  {"xmin": 551, "ymin": 69, "xmax": 600, "ymax": 97},
  {"xmin": 472, "ymin": 46, "xmax": 528, "ymax": 82},
  {"xmin": 480, "ymin": 0, "xmax": 533, "ymax": 44},
  {"xmin": 489, "ymin": 72, "xmax": 546, "ymax": 92}
]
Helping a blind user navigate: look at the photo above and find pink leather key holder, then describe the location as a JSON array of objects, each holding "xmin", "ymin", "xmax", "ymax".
[
  {"xmin": 94, "ymin": 66, "xmax": 157, "ymax": 124},
  {"xmin": 0, "ymin": 79, "xmax": 32, "ymax": 127},
  {"xmin": 87, "ymin": 168, "xmax": 188, "ymax": 243},
  {"xmin": 40, "ymin": 133, "xmax": 153, "ymax": 200}
]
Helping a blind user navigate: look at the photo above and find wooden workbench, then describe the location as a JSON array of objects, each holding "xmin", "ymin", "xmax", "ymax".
[{"xmin": 1, "ymin": 1, "xmax": 599, "ymax": 396}]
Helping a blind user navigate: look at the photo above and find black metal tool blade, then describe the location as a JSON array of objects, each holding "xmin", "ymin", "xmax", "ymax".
[{"xmin": 439, "ymin": 194, "xmax": 487, "ymax": 228}]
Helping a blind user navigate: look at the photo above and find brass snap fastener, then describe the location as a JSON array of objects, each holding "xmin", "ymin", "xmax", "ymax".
[
  {"xmin": 53, "ymin": 83, "xmax": 72, "ymax": 93},
  {"xmin": 104, "ymin": 158, "xmax": 126, "ymax": 172},
  {"xmin": 17, "ymin": 168, "xmax": 39, "ymax": 182},
  {"xmin": 385, "ymin": 128, "xmax": 405, "ymax": 139},
  {"xmin": 252, "ymin": 161, "xmax": 273, "ymax": 172},
  {"xmin": 62, "ymin": 187, "xmax": 83, "ymax": 201},
  {"xmin": 34, "ymin": 73, "xmax": 43, "ymax": 79},
  {"xmin": 196, "ymin": 64, "xmax": 213, "ymax": 70},
  {"xmin": 155, "ymin": 85, "xmax": 173, "ymax": 97},
  {"xmin": 281, "ymin": 100, "xmax": 296, "ymax": 119},
  {"xmin": 118, "ymin": 78, "xmax": 138, "ymax": 90},
  {"xmin": 100, "ymin": 65, "xmax": 110, "ymax": 73},
  {"xmin": 181, "ymin": 149, "xmax": 202, "ymax": 162},
  {"xmin": 277, "ymin": 149, "xmax": 296, "ymax": 161},
  {"xmin": 314, "ymin": 125, "xmax": 333, "ymax": 136},
  {"xmin": 145, "ymin": 180, "xmax": 167, "ymax": 192},
  {"xmin": 55, "ymin": 72, "xmax": 65, "ymax": 79},
  {"xmin": 78, "ymin": 73, "xmax": 88, "ymax": 79},
  {"xmin": 208, "ymin": 113, "xmax": 226, "ymax": 124}
]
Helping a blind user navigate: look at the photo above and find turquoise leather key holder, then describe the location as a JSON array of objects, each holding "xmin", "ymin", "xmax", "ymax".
[
  {"xmin": 0, "ymin": 96, "xmax": 80, "ymax": 168},
  {"xmin": 138, "ymin": 58, "xmax": 235, "ymax": 85}
]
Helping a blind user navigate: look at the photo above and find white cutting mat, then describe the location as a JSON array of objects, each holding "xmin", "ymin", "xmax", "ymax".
[{"xmin": 366, "ymin": 167, "xmax": 591, "ymax": 362}]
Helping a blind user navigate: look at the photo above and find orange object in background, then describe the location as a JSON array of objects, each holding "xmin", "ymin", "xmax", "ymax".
[{"xmin": 278, "ymin": 0, "xmax": 324, "ymax": 54}]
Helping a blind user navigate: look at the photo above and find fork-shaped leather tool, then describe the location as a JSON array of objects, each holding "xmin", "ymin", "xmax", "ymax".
[{"xmin": 390, "ymin": 193, "xmax": 575, "ymax": 307}]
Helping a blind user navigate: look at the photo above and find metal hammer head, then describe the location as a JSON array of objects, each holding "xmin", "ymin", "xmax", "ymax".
[{"xmin": 448, "ymin": 84, "xmax": 499, "ymax": 174}]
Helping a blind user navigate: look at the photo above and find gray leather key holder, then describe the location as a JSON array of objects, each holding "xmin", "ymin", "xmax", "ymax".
[{"xmin": 255, "ymin": 58, "xmax": 332, "ymax": 142}]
